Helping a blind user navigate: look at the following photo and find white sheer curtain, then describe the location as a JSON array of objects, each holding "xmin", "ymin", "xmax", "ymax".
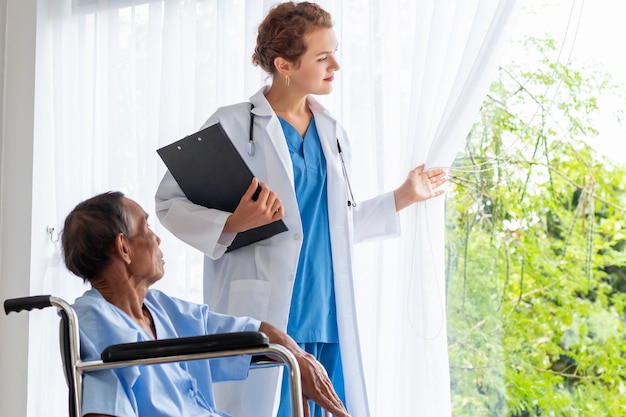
[
  {"xmin": 340, "ymin": 1, "xmax": 523, "ymax": 415},
  {"xmin": 349, "ymin": 2, "xmax": 523, "ymax": 416},
  {"xmin": 30, "ymin": 1, "xmax": 520, "ymax": 416}
]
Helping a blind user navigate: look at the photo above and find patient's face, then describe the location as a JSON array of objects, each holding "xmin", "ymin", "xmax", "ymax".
[{"xmin": 123, "ymin": 198, "xmax": 165, "ymax": 284}]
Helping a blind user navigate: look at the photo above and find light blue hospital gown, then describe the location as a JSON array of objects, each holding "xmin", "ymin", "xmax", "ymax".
[{"xmin": 73, "ymin": 288, "xmax": 260, "ymax": 417}]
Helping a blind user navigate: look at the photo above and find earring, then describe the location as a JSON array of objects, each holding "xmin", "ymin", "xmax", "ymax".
[{"xmin": 285, "ymin": 74, "xmax": 290, "ymax": 88}]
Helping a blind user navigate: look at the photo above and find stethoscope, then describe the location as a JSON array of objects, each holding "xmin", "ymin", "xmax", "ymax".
[{"xmin": 246, "ymin": 105, "xmax": 357, "ymax": 207}]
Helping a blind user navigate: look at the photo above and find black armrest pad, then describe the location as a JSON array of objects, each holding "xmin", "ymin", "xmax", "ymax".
[{"xmin": 101, "ymin": 331, "xmax": 269, "ymax": 362}]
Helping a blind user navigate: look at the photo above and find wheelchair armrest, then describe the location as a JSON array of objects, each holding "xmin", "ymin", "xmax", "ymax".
[{"xmin": 101, "ymin": 331, "xmax": 270, "ymax": 362}]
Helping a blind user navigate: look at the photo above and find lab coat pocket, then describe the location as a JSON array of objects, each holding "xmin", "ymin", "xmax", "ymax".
[{"xmin": 227, "ymin": 279, "xmax": 271, "ymax": 320}]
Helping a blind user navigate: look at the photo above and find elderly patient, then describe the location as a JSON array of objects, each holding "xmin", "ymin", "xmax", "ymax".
[{"xmin": 61, "ymin": 191, "xmax": 350, "ymax": 417}]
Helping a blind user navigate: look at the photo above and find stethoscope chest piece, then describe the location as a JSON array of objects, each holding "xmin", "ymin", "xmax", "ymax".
[{"xmin": 247, "ymin": 139, "xmax": 255, "ymax": 157}]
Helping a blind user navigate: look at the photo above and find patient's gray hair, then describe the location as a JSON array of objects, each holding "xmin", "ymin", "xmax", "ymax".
[{"xmin": 61, "ymin": 191, "xmax": 130, "ymax": 282}]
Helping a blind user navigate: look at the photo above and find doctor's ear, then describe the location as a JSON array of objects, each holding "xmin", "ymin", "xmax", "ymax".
[{"xmin": 273, "ymin": 57, "xmax": 292, "ymax": 78}]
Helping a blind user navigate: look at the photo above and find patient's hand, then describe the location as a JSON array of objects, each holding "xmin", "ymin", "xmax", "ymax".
[
  {"xmin": 295, "ymin": 350, "xmax": 351, "ymax": 417},
  {"xmin": 259, "ymin": 322, "xmax": 351, "ymax": 417}
]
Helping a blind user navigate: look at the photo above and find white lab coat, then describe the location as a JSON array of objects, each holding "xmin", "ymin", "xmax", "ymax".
[{"xmin": 155, "ymin": 87, "xmax": 401, "ymax": 417}]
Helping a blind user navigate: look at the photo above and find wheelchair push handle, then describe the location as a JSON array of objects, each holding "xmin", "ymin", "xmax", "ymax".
[{"xmin": 4, "ymin": 295, "xmax": 53, "ymax": 315}]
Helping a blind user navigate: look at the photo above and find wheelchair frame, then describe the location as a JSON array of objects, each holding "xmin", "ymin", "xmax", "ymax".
[{"xmin": 4, "ymin": 295, "xmax": 320, "ymax": 417}]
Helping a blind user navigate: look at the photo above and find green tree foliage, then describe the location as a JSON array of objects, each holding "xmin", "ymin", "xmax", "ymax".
[{"xmin": 446, "ymin": 36, "xmax": 626, "ymax": 417}]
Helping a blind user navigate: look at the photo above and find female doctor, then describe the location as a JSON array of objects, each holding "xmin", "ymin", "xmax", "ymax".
[{"xmin": 155, "ymin": 2, "xmax": 446, "ymax": 417}]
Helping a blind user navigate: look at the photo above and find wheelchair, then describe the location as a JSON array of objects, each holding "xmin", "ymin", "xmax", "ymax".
[{"xmin": 4, "ymin": 295, "xmax": 331, "ymax": 417}]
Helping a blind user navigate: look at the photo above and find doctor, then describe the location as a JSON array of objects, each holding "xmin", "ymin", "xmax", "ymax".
[{"xmin": 155, "ymin": 2, "xmax": 447, "ymax": 417}]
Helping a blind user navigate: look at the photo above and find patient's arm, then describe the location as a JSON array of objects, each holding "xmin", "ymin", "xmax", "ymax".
[{"xmin": 259, "ymin": 322, "xmax": 351, "ymax": 417}]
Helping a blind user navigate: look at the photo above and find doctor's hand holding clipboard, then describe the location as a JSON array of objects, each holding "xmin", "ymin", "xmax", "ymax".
[{"xmin": 222, "ymin": 177, "xmax": 285, "ymax": 233}]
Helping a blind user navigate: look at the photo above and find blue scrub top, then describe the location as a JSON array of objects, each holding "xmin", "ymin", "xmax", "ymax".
[{"xmin": 279, "ymin": 116, "xmax": 339, "ymax": 344}]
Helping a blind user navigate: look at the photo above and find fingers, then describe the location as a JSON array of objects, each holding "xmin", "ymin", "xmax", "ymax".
[
  {"xmin": 411, "ymin": 165, "xmax": 446, "ymax": 182},
  {"xmin": 258, "ymin": 181, "xmax": 284, "ymax": 219},
  {"xmin": 416, "ymin": 166, "xmax": 447, "ymax": 190},
  {"xmin": 247, "ymin": 179, "xmax": 283, "ymax": 215},
  {"xmin": 432, "ymin": 188, "xmax": 445, "ymax": 197},
  {"xmin": 318, "ymin": 393, "xmax": 350, "ymax": 417},
  {"xmin": 303, "ymin": 397, "xmax": 311, "ymax": 417},
  {"xmin": 298, "ymin": 355, "xmax": 350, "ymax": 417},
  {"xmin": 273, "ymin": 202, "xmax": 285, "ymax": 219},
  {"xmin": 244, "ymin": 177, "xmax": 260, "ymax": 199},
  {"xmin": 307, "ymin": 388, "xmax": 349, "ymax": 417},
  {"xmin": 225, "ymin": 179, "xmax": 283, "ymax": 232},
  {"xmin": 428, "ymin": 170, "xmax": 447, "ymax": 181},
  {"xmin": 428, "ymin": 170, "xmax": 447, "ymax": 190},
  {"xmin": 429, "ymin": 172, "xmax": 447, "ymax": 187},
  {"xmin": 268, "ymin": 188, "xmax": 283, "ymax": 214},
  {"xmin": 426, "ymin": 168, "xmax": 446, "ymax": 179}
]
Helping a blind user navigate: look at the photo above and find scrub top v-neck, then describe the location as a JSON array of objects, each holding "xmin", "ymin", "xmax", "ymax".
[{"xmin": 278, "ymin": 116, "xmax": 338, "ymax": 343}]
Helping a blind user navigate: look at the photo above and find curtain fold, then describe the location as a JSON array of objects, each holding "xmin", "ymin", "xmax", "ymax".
[{"xmin": 30, "ymin": 1, "xmax": 521, "ymax": 416}]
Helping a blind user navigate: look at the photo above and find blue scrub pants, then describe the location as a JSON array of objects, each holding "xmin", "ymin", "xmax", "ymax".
[{"xmin": 276, "ymin": 342, "xmax": 345, "ymax": 417}]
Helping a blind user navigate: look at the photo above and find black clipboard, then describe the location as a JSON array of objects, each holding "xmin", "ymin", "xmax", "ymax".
[{"xmin": 157, "ymin": 122, "xmax": 288, "ymax": 252}]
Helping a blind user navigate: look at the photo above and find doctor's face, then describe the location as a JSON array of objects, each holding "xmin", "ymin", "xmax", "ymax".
[{"xmin": 290, "ymin": 27, "xmax": 340, "ymax": 96}]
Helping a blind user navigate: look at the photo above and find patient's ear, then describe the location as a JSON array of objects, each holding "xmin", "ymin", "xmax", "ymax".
[{"xmin": 114, "ymin": 233, "xmax": 132, "ymax": 264}]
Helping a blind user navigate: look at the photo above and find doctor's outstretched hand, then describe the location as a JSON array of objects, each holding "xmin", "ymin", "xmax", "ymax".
[
  {"xmin": 393, "ymin": 164, "xmax": 447, "ymax": 211},
  {"xmin": 223, "ymin": 178, "xmax": 284, "ymax": 233}
]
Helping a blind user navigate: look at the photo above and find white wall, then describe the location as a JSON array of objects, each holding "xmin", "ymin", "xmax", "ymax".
[{"xmin": 0, "ymin": 0, "xmax": 37, "ymax": 416}]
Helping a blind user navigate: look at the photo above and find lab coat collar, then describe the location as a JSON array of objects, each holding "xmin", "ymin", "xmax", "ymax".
[{"xmin": 249, "ymin": 86, "xmax": 273, "ymax": 117}]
